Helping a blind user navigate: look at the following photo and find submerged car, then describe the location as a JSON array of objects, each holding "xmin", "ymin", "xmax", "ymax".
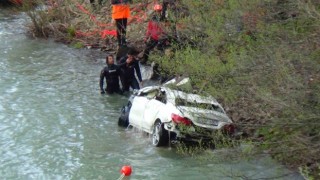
[{"xmin": 118, "ymin": 85, "xmax": 234, "ymax": 147}]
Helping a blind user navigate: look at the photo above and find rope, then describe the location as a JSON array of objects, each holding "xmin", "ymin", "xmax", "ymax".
[{"xmin": 116, "ymin": 174, "xmax": 125, "ymax": 180}]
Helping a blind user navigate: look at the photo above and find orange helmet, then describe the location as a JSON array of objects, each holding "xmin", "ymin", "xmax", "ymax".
[{"xmin": 153, "ymin": 4, "xmax": 162, "ymax": 11}]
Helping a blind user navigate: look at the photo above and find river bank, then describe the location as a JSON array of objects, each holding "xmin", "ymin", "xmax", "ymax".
[{"xmin": 6, "ymin": 0, "xmax": 320, "ymax": 178}]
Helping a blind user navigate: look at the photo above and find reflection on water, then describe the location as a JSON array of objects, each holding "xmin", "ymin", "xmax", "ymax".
[{"xmin": 0, "ymin": 8, "xmax": 302, "ymax": 180}]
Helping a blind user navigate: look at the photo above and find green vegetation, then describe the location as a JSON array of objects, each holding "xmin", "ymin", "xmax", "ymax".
[
  {"xmin": 71, "ymin": 41, "xmax": 84, "ymax": 48},
  {"xmin": 20, "ymin": 0, "xmax": 320, "ymax": 178},
  {"xmin": 153, "ymin": 0, "xmax": 320, "ymax": 178},
  {"xmin": 20, "ymin": 0, "xmax": 50, "ymax": 37}
]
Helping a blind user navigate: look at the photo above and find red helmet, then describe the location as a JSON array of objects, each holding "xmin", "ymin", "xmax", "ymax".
[{"xmin": 153, "ymin": 4, "xmax": 162, "ymax": 11}]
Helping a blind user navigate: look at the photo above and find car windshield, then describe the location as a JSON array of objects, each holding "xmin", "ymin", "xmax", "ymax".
[{"xmin": 175, "ymin": 97, "xmax": 224, "ymax": 113}]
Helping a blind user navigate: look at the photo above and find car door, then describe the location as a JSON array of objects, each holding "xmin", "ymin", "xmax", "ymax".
[
  {"xmin": 142, "ymin": 99, "xmax": 166, "ymax": 133},
  {"xmin": 129, "ymin": 95, "xmax": 149, "ymax": 129},
  {"xmin": 128, "ymin": 87, "xmax": 159, "ymax": 130}
]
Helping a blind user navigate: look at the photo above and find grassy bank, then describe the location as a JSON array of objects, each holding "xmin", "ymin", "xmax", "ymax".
[
  {"xmin": 20, "ymin": 0, "xmax": 320, "ymax": 178},
  {"xmin": 154, "ymin": 0, "xmax": 320, "ymax": 178}
]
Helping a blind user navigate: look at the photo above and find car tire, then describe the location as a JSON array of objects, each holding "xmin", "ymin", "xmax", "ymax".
[
  {"xmin": 118, "ymin": 103, "xmax": 131, "ymax": 127},
  {"xmin": 152, "ymin": 121, "xmax": 169, "ymax": 147}
]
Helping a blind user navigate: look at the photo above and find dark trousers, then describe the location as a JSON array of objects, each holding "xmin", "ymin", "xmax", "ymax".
[
  {"xmin": 121, "ymin": 77, "xmax": 140, "ymax": 92},
  {"xmin": 106, "ymin": 82, "xmax": 122, "ymax": 94},
  {"xmin": 142, "ymin": 38, "xmax": 158, "ymax": 63},
  {"xmin": 115, "ymin": 18, "xmax": 128, "ymax": 46},
  {"xmin": 161, "ymin": 1, "xmax": 169, "ymax": 21}
]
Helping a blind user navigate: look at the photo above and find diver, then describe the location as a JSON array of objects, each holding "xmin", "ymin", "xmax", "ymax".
[
  {"xmin": 99, "ymin": 55, "xmax": 123, "ymax": 94},
  {"xmin": 118, "ymin": 49, "xmax": 142, "ymax": 91}
]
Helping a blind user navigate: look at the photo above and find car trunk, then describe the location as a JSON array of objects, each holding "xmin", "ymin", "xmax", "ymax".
[{"xmin": 177, "ymin": 106, "xmax": 232, "ymax": 127}]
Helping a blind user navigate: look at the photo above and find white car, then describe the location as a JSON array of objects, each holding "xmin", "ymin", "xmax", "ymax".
[{"xmin": 118, "ymin": 85, "xmax": 234, "ymax": 147}]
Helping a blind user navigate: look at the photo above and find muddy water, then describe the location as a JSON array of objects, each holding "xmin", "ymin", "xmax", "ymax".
[{"xmin": 0, "ymin": 9, "xmax": 302, "ymax": 179}]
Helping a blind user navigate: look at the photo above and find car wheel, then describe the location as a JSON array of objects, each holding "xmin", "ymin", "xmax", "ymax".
[
  {"xmin": 152, "ymin": 121, "xmax": 169, "ymax": 147},
  {"xmin": 118, "ymin": 103, "xmax": 131, "ymax": 127}
]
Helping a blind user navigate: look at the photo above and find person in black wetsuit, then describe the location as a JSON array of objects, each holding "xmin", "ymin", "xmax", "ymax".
[
  {"xmin": 118, "ymin": 49, "xmax": 142, "ymax": 92},
  {"xmin": 99, "ymin": 55, "xmax": 123, "ymax": 94}
]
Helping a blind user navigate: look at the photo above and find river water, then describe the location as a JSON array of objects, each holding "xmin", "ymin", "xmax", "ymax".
[{"xmin": 0, "ymin": 9, "xmax": 303, "ymax": 180}]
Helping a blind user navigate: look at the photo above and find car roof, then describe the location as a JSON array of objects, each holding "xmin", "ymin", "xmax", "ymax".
[{"xmin": 138, "ymin": 86, "xmax": 221, "ymax": 105}]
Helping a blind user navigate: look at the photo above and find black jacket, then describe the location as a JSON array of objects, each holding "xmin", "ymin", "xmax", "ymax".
[
  {"xmin": 99, "ymin": 64, "xmax": 121, "ymax": 91},
  {"xmin": 119, "ymin": 56, "xmax": 142, "ymax": 82}
]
